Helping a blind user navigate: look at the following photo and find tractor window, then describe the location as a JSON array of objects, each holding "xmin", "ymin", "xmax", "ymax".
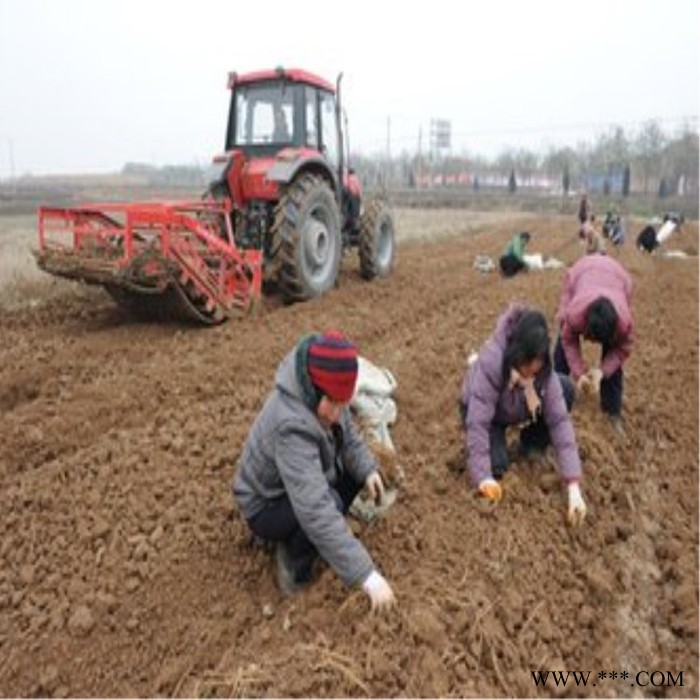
[
  {"xmin": 320, "ymin": 92, "xmax": 339, "ymax": 168},
  {"xmin": 233, "ymin": 83, "xmax": 294, "ymax": 146},
  {"xmin": 305, "ymin": 87, "xmax": 318, "ymax": 148}
]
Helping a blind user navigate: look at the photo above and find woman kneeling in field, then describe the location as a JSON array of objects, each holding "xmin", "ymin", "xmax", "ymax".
[{"xmin": 459, "ymin": 304, "xmax": 587, "ymax": 525}]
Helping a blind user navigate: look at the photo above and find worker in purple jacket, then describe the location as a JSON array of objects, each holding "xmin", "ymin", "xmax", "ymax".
[
  {"xmin": 460, "ymin": 305, "xmax": 586, "ymax": 525},
  {"xmin": 554, "ymin": 255, "xmax": 633, "ymax": 430}
]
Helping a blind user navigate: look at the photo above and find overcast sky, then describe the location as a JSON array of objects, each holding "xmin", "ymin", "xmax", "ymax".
[{"xmin": 0, "ymin": 0, "xmax": 698, "ymax": 177}]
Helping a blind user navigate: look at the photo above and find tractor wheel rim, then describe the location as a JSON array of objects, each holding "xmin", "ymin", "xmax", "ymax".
[
  {"xmin": 377, "ymin": 221, "xmax": 393, "ymax": 267},
  {"xmin": 303, "ymin": 216, "xmax": 332, "ymax": 276}
]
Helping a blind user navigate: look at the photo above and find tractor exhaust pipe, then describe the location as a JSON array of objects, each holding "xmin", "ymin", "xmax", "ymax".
[{"xmin": 336, "ymin": 72, "xmax": 345, "ymax": 188}]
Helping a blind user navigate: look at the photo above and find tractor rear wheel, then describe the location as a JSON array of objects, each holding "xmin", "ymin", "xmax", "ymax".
[
  {"xmin": 359, "ymin": 198, "xmax": 395, "ymax": 279},
  {"xmin": 270, "ymin": 173, "xmax": 342, "ymax": 301}
]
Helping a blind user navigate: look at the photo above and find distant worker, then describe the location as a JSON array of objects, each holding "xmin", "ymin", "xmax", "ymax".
[
  {"xmin": 459, "ymin": 304, "xmax": 586, "ymax": 526},
  {"xmin": 581, "ymin": 217, "xmax": 606, "ymax": 255},
  {"xmin": 602, "ymin": 210, "xmax": 625, "ymax": 248},
  {"xmin": 577, "ymin": 192, "xmax": 592, "ymax": 228},
  {"xmin": 232, "ymin": 331, "xmax": 396, "ymax": 612},
  {"xmin": 499, "ymin": 231, "xmax": 531, "ymax": 277},
  {"xmin": 636, "ymin": 212, "xmax": 684, "ymax": 253},
  {"xmin": 554, "ymin": 255, "xmax": 633, "ymax": 431}
]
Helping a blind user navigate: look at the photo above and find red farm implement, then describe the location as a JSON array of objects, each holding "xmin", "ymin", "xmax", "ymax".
[{"xmin": 35, "ymin": 199, "xmax": 262, "ymax": 324}]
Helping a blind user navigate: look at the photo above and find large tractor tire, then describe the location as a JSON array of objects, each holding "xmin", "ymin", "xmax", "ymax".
[
  {"xmin": 359, "ymin": 198, "xmax": 395, "ymax": 280},
  {"xmin": 269, "ymin": 173, "xmax": 342, "ymax": 301}
]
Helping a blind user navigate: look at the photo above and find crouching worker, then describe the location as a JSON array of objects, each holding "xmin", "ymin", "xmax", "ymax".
[
  {"xmin": 232, "ymin": 331, "xmax": 396, "ymax": 612},
  {"xmin": 637, "ymin": 212, "xmax": 684, "ymax": 253},
  {"xmin": 499, "ymin": 231, "xmax": 531, "ymax": 277},
  {"xmin": 581, "ymin": 218, "xmax": 606, "ymax": 255},
  {"xmin": 459, "ymin": 305, "xmax": 586, "ymax": 525},
  {"xmin": 602, "ymin": 211, "xmax": 625, "ymax": 247},
  {"xmin": 554, "ymin": 254, "xmax": 633, "ymax": 430}
]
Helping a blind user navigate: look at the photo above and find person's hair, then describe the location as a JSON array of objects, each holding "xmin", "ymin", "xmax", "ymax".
[
  {"xmin": 586, "ymin": 297, "xmax": 618, "ymax": 345},
  {"xmin": 502, "ymin": 309, "xmax": 552, "ymax": 380},
  {"xmin": 519, "ymin": 231, "xmax": 531, "ymax": 245}
]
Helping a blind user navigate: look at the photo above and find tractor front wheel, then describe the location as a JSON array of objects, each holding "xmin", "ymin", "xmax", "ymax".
[
  {"xmin": 359, "ymin": 198, "xmax": 395, "ymax": 280},
  {"xmin": 270, "ymin": 174, "xmax": 342, "ymax": 301}
]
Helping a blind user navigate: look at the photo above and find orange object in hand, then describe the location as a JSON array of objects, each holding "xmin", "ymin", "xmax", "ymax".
[{"xmin": 478, "ymin": 478, "xmax": 503, "ymax": 503}]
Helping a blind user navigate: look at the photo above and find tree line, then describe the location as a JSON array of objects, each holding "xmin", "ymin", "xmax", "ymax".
[{"xmin": 352, "ymin": 119, "xmax": 698, "ymax": 198}]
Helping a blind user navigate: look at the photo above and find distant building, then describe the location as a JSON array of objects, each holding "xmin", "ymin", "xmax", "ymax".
[{"xmin": 582, "ymin": 172, "xmax": 624, "ymax": 195}]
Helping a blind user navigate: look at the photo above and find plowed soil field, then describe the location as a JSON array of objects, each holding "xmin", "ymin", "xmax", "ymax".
[{"xmin": 1, "ymin": 210, "xmax": 697, "ymax": 697}]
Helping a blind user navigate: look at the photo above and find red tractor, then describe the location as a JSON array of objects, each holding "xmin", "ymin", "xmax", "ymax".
[{"xmin": 34, "ymin": 67, "xmax": 396, "ymax": 323}]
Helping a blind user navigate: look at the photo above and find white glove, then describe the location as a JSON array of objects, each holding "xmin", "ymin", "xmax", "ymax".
[
  {"xmin": 364, "ymin": 471, "xmax": 385, "ymax": 505},
  {"xmin": 362, "ymin": 570, "xmax": 396, "ymax": 613},
  {"xmin": 566, "ymin": 481, "xmax": 587, "ymax": 526}
]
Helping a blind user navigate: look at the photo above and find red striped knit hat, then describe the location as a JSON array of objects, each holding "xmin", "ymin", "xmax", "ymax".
[{"xmin": 307, "ymin": 331, "xmax": 359, "ymax": 403}]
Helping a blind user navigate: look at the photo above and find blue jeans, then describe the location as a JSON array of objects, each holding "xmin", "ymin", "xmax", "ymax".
[{"xmin": 554, "ymin": 335, "xmax": 623, "ymax": 416}]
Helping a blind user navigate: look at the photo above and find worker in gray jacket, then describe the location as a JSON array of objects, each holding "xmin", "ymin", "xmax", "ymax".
[{"xmin": 233, "ymin": 331, "xmax": 395, "ymax": 612}]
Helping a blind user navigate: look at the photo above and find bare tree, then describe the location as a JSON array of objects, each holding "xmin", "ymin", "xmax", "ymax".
[
  {"xmin": 349, "ymin": 118, "xmax": 696, "ymax": 202},
  {"xmin": 634, "ymin": 120, "xmax": 666, "ymax": 195},
  {"xmin": 660, "ymin": 127, "xmax": 698, "ymax": 196}
]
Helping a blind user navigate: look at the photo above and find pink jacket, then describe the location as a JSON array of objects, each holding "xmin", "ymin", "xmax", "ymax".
[{"xmin": 556, "ymin": 255, "xmax": 633, "ymax": 379}]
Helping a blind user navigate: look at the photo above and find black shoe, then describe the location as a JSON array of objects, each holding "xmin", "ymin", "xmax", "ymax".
[{"xmin": 275, "ymin": 542, "xmax": 313, "ymax": 595}]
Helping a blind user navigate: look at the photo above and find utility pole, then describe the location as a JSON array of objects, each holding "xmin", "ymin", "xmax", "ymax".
[
  {"xmin": 417, "ymin": 126, "xmax": 423, "ymax": 189},
  {"xmin": 386, "ymin": 116, "xmax": 391, "ymax": 160},
  {"xmin": 8, "ymin": 139, "xmax": 16, "ymax": 192},
  {"xmin": 385, "ymin": 116, "xmax": 391, "ymax": 189}
]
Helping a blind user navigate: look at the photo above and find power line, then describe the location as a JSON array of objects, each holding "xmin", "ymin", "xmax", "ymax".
[
  {"xmin": 450, "ymin": 115, "xmax": 698, "ymax": 139},
  {"xmin": 358, "ymin": 114, "xmax": 698, "ymax": 151}
]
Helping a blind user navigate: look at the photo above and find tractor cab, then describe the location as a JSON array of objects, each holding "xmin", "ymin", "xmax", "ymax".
[{"xmin": 225, "ymin": 68, "xmax": 342, "ymax": 170}]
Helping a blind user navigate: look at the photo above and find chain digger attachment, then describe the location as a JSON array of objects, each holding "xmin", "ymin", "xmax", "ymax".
[{"xmin": 34, "ymin": 199, "xmax": 262, "ymax": 324}]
